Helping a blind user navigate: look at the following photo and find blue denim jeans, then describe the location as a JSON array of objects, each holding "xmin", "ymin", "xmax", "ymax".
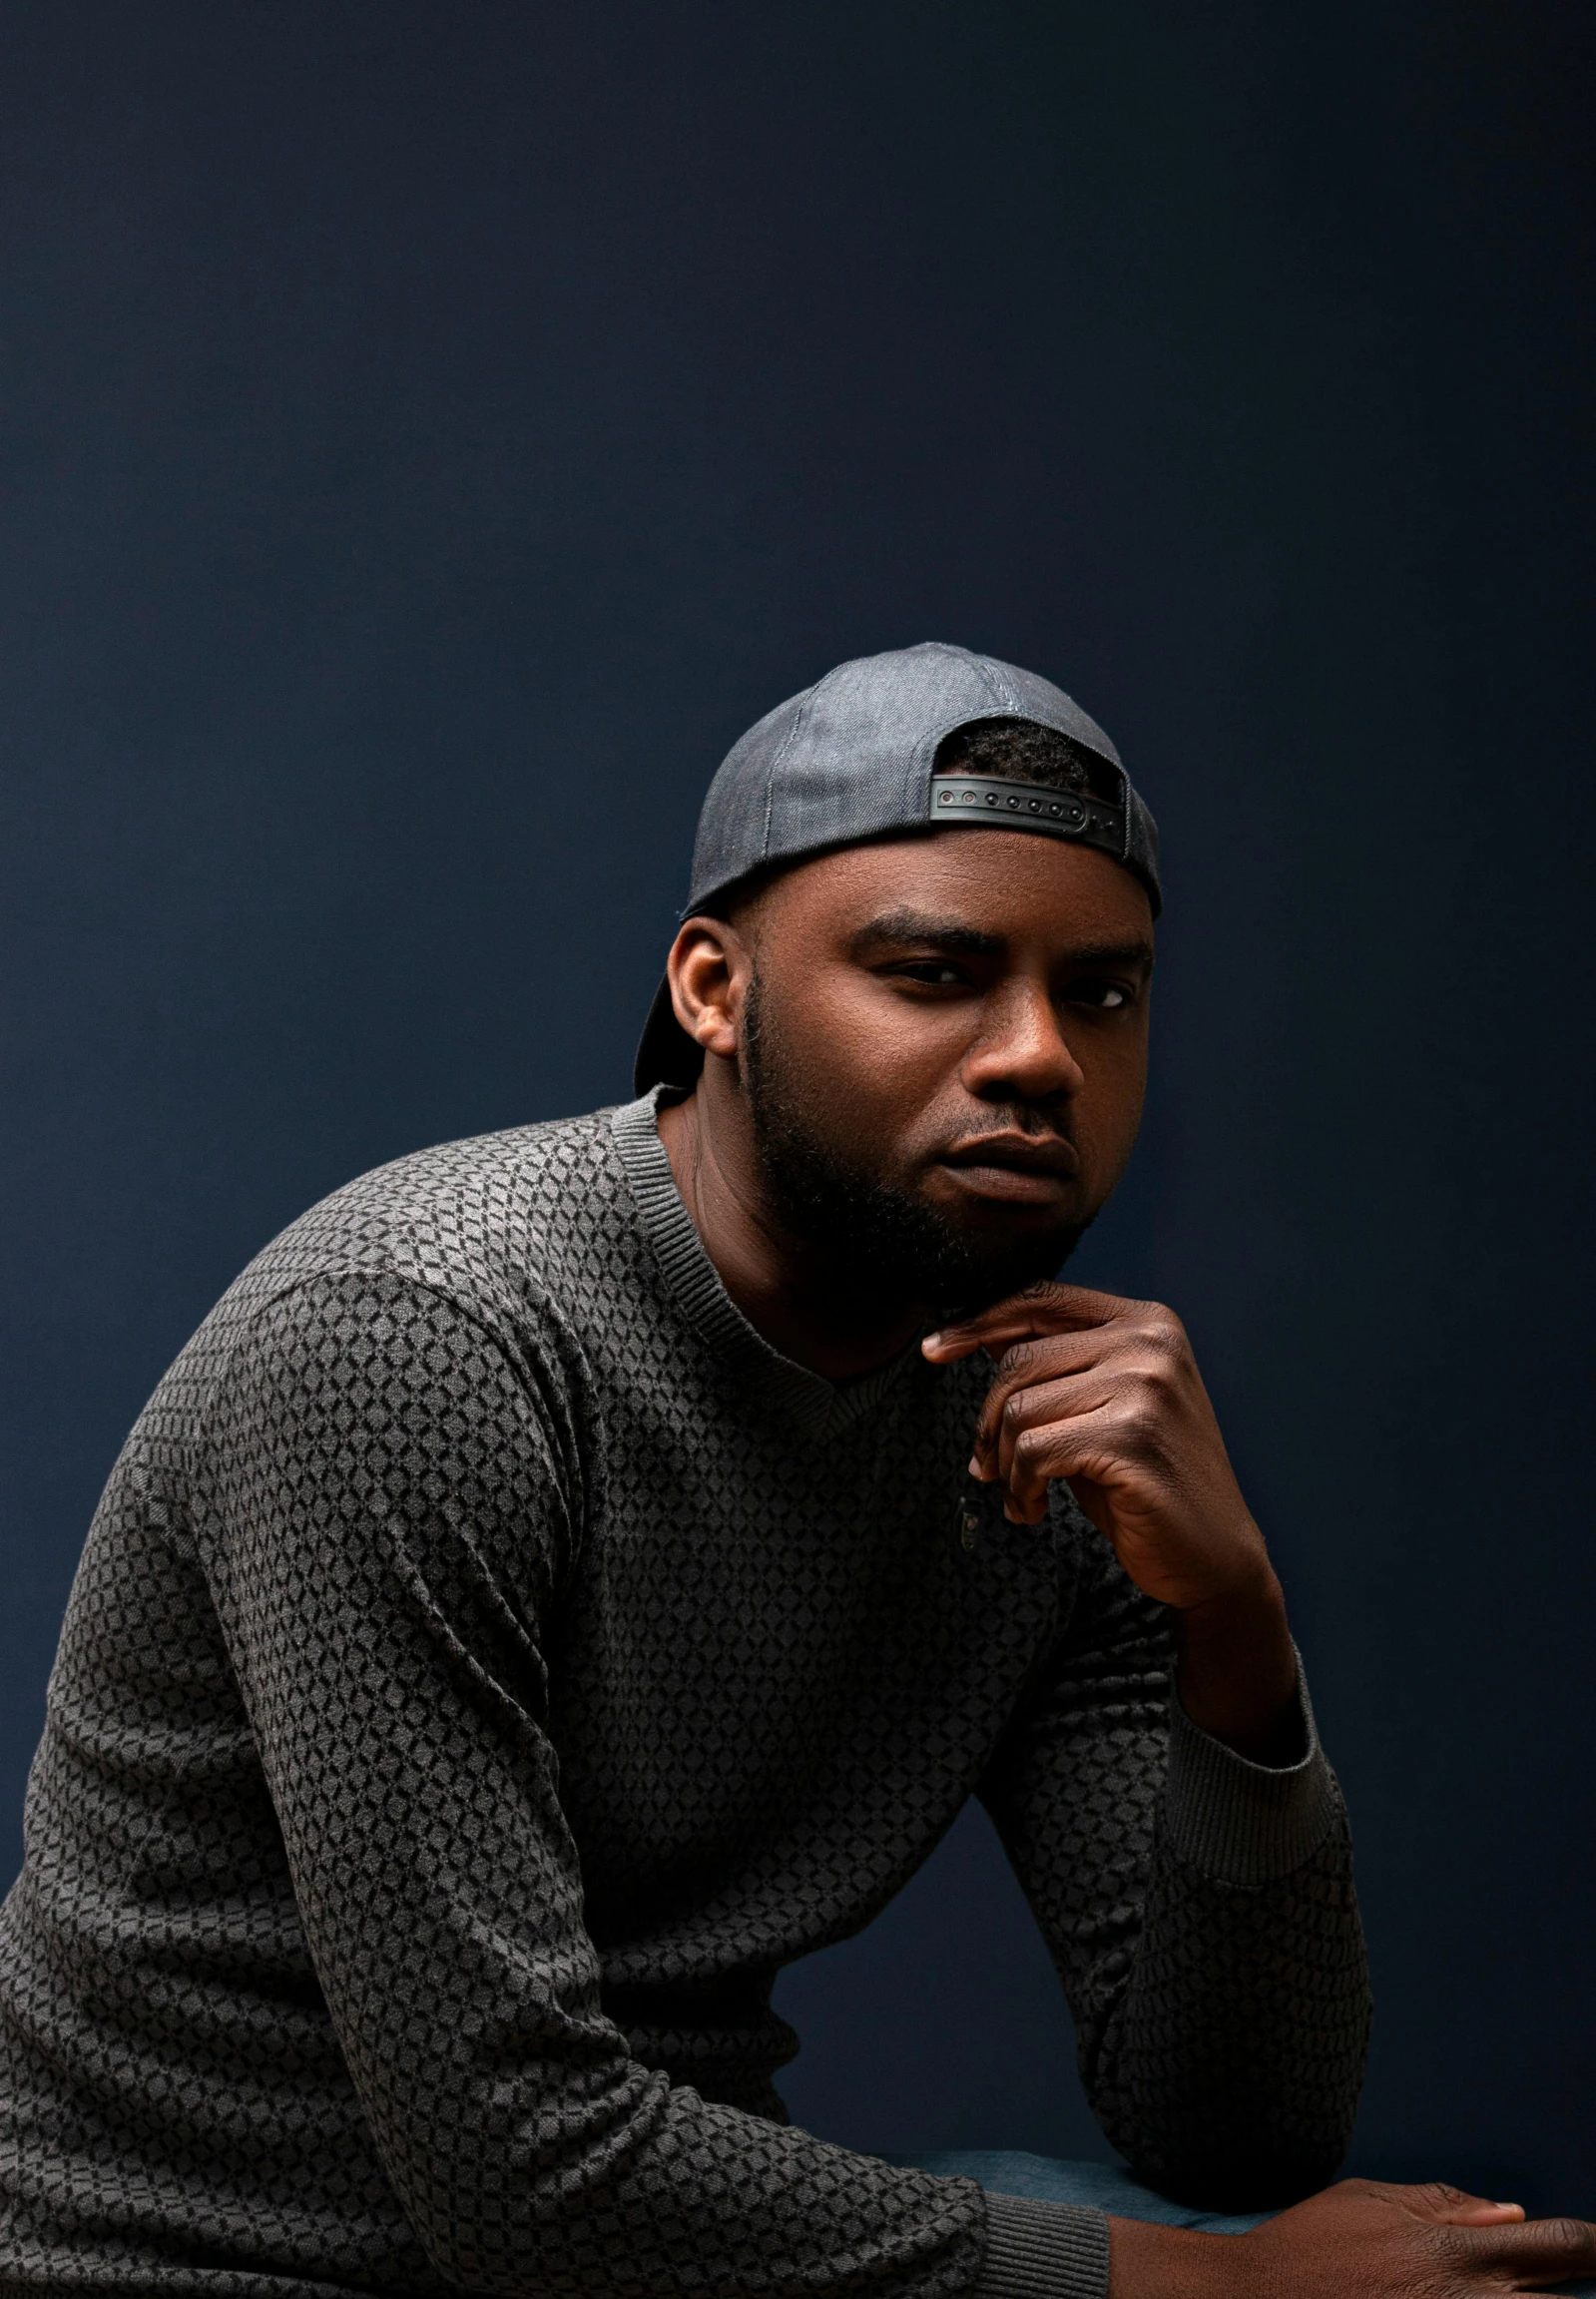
[{"xmin": 886, "ymin": 2152, "xmax": 1596, "ymax": 2294}]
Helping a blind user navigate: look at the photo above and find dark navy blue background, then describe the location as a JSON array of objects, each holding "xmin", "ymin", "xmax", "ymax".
[{"xmin": 2, "ymin": 0, "xmax": 1591, "ymax": 2216}]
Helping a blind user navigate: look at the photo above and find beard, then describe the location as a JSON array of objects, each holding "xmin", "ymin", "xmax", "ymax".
[{"xmin": 740, "ymin": 975, "xmax": 1093, "ymax": 1318}]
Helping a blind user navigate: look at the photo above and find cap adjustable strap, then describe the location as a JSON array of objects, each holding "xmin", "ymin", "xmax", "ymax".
[{"xmin": 929, "ymin": 774, "xmax": 1127, "ymax": 857}]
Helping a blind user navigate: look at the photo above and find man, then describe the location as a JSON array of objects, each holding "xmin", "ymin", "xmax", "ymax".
[{"xmin": 0, "ymin": 641, "xmax": 1589, "ymax": 2299}]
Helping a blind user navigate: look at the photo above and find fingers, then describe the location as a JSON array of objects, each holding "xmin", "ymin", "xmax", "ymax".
[
  {"xmin": 978, "ymin": 1383, "xmax": 1126, "ymax": 1514},
  {"xmin": 935, "ymin": 1288, "xmax": 1225, "ymax": 1549},
  {"xmin": 1346, "ymin": 2179, "xmax": 1525, "ymax": 2226},
  {"xmin": 1334, "ymin": 2178, "xmax": 1596, "ymax": 2283},
  {"xmin": 922, "ymin": 1281, "xmax": 1136, "ymax": 1363},
  {"xmin": 1448, "ymin": 2211, "xmax": 1596, "ymax": 2280},
  {"xmin": 1433, "ymin": 2200, "xmax": 1526, "ymax": 2227},
  {"xmin": 965, "ymin": 1303, "xmax": 1186, "ymax": 1457},
  {"xmin": 966, "ymin": 1306, "xmax": 1191, "ymax": 1502},
  {"xmin": 992, "ymin": 1403, "xmax": 1128, "ymax": 1524},
  {"xmin": 969, "ymin": 1332, "xmax": 1117, "ymax": 1474}
]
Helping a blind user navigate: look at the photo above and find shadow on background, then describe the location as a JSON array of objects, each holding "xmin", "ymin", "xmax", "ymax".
[{"xmin": 0, "ymin": 0, "xmax": 1591, "ymax": 2216}]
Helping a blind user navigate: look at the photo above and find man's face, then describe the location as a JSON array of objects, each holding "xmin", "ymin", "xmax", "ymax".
[{"xmin": 713, "ymin": 828, "xmax": 1154, "ymax": 1311}]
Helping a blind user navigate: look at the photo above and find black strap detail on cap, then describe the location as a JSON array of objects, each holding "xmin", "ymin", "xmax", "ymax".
[{"xmin": 929, "ymin": 774, "xmax": 1126, "ymax": 859}]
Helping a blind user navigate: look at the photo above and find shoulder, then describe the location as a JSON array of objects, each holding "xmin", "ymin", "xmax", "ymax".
[
  {"xmin": 222, "ymin": 1104, "xmax": 639, "ymax": 1327},
  {"xmin": 145, "ymin": 1104, "xmax": 661, "ymax": 1443}
]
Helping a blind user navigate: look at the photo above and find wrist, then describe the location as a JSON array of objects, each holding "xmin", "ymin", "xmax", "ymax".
[{"xmin": 1108, "ymin": 2215, "xmax": 1253, "ymax": 2299}]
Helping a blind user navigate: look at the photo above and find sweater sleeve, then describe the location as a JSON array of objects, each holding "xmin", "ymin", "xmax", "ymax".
[
  {"xmin": 194, "ymin": 1272, "xmax": 1108, "ymax": 2299},
  {"xmin": 977, "ymin": 1501, "xmax": 1372, "ymax": 2211}
]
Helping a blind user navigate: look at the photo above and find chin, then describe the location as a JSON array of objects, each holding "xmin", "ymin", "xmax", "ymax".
[
  {"xmin": 934, "ymin": 1192, "xmax": 1083, "ymax": 1252},
  {"xmin": 919, "ymin": 1216, "xmax": 1087, "ymax": 1312}
]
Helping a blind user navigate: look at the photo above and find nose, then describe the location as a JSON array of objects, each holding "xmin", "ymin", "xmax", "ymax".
[{"xmin": 960, "ymin": 978, "xmax": 1085, "ymax": 1105}]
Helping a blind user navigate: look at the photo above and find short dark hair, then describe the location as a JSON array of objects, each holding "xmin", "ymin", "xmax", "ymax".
[{"xmin": 933, "ymin": 715, "xmax": 1112, "ymax": 799}]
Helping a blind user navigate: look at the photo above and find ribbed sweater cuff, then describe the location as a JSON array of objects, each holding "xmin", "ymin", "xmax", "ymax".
[
  {"xmin": 1164, "ymin": 1647, "xmax": 1339, "ymax": 1885},
  {"xmin": 976, "ymin": 2190, "xmax": 1110, "ymax": 2299}
]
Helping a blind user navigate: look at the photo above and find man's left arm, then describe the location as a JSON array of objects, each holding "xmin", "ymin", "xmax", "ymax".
[{"xmin": 925, "ymin": 1283, "xmax": 1373, "ymax": 2209}]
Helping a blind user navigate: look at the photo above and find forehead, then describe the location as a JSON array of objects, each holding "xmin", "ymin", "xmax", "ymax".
[{"xmin": 757, "ymin": 827, "xmax": 1155, "ymax": 949}]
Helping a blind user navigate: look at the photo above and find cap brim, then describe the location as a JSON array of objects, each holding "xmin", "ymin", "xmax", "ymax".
[{"xmin": 633, "ymin": 972, "xmax": 705, "ymax": 1097}]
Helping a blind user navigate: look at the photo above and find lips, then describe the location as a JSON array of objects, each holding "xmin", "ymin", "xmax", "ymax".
[
  {"xmin": 936, "ymin": 1133, "xmax": 1079, "ymax": 1204},
  {"xmin": 941, "ymin": 1133, "xmax": 1078, "ymax": 1177}
]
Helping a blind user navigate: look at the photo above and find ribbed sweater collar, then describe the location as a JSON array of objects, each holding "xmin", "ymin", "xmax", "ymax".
[{"xmin": 609, "ymin": 1090, "xmax": 920, "ymax": 1444}]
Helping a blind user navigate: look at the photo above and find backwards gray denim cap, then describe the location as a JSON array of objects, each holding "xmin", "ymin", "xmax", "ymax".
[{"xmin": 634, "ymin": 639, "xmax": 1161, "ymax": 1094}]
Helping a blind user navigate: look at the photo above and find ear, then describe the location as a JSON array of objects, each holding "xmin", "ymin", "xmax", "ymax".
[{"xmin": 667, "ymin": 916, "xmax": 751, "ymax": 1064}]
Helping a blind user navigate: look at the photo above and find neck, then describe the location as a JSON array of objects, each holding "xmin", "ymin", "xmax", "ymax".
[{"xmin": 656, "ymin": 1077, "xmax": 928, "ymax": 1383}]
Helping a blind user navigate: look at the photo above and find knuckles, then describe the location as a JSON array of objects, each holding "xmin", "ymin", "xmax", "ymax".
[
  {"xmin": 999, "ymin": 1386, "xmax": 1067, "ymax": 1436},
  {"xmin": 1129, "ymin": 1354, "xmax": 1182, "ymax": 1400},
  {"xmin": 990, "ymin": 1354, "xmax": 1185, "ymax": 1428},
  {"xmin": 1011, "ymin": 1428, "xmax": 1050, "ymax": 1474},
  {"xmin": 976, "ymin": 1301, "xmax": 1208, "ymax": 1490},
  {"xmin": 1130, "ymin": 1311, "xmax": 1190, "ymax": 1367}
]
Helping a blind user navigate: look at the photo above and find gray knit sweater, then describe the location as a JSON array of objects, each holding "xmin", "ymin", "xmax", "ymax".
[{"xmin": 0, "ymin": 1094, "xmax": 1370, "ymax": 2299}]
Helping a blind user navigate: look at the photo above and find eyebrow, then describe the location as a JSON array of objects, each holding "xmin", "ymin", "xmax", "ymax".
[
  {"xmin": 850, "ymin": 909, "xmax": 1155, "ymax": 971},
  {"xmin": 851, "ymin": 910, "xmax": 1005, "ymax": 957}
]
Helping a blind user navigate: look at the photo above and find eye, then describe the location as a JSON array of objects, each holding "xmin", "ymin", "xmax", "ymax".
[
  {"xmin": 1068, "ymin": 979, "xmax": 1134, "ymax": 1011},
  {"xmin": 890, "ymin": 959, "xmax": 973, "ymax": 987}
]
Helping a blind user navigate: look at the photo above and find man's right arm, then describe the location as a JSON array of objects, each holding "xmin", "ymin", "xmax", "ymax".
[
  {"xmin": 979, "ymin": 1509, "xmax": 1369, "ymax": 2209},
  {"xmin": 979, "ymin": 1514, "xmax": 1596, "ymax": 2293}
]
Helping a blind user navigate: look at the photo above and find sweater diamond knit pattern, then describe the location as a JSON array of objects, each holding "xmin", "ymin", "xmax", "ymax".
[{"xmin": 0, "ymin": 1095, "xmax": 1371, "ymax": 2299}]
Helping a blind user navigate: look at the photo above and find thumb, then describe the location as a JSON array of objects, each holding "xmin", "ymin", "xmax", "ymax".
[{"xmin": 1363, "ymin": 2180, "xmax": 1526, "ymax": 2227}]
